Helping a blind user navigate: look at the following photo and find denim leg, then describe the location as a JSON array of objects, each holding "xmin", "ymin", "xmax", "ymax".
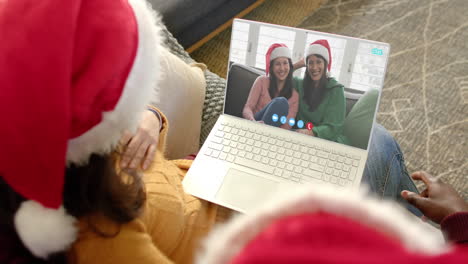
[
  {"xmin": 254, "ymin": 97, "xmax": 289, "ymax": 127},
  {"xmin": 361, "ymin": 124, "xmax": 423, "ymax": 217}
]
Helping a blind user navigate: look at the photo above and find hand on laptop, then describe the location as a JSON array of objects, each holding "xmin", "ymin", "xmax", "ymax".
[
  {"xmin": 401, "ymin": 171, "xmax": 468, "ymax": 224},
  {"xmin": 119, "ymin": 110, "xmax": 161, "ymax": 170},
  {"xmin": 296, "ymin": 129, "xmax": 314, "ymax": 136}
]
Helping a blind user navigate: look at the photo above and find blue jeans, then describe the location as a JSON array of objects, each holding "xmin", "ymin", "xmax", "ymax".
[
  {"xmin": 362, "ymin": 124, "xmax": 423, "ymax": 217},
  {"xmin": 254, "ymin": 97, "xmax": 289, "ymax": 127}
]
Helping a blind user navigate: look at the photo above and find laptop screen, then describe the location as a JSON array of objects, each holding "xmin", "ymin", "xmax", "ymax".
[{"xmin": 223, "ymin": 19, "xmax": 390, "ymax": 150}]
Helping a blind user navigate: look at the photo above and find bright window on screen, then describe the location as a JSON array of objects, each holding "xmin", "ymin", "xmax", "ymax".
[
  {"xmin": 255, "ymin": 26, "xmax": 296, "ymax": 69},
  {"xmin": 350, "ymin": 42, "xmax": 389, "ymax": 91},
  {"xmin": 230, "ymin": 22, "xmax": 250, "ymax": 65}
]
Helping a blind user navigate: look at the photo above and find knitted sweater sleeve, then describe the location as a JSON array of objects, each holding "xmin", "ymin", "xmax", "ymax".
[
  {"xmin": 243, "ymin": 76, "xmax": 264, "ymax": 120},
  {"xmin": 440, "ymin": 212, "xmax": 468, "ymax": 244}
]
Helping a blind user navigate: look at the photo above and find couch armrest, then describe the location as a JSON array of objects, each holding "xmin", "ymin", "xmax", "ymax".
[{"xmin": 224, "ymin": 63, "xmax": 264, "ymax": 118}]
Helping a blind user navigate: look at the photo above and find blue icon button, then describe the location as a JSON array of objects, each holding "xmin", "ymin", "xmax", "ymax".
[
  {"xmin": 288, "ymin": 118, "xmax": 295, "ymax": 127},
  {"xmin": 272, "ymin": 114, "xmax": 279, "ymax": 122},
  {"xmin": 280, "ymin": 116, "xmax": 287, "ymax": 124},
  {"xmin": 297, "ymin": 120, "xmax": 304, "ymax": 129},
  {"xmin": 371, "ymin": 48, "xmax": 383, "ymax": 56}
]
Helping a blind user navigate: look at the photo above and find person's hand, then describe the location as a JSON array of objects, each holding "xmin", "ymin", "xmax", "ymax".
[
  {"xmin": 401, "ymin": 171, "xmax": 468, "ymax": 224},
  {"xmin": 120, "ymin": 111, "xmax": 160, "ymax": 170},
  {"xmin": 293, "ymin": 57, "xmax": 305, "ymax": 70},
  {"xmin": 244, "ymin": 113, "xmax": 255, "ymax": 122},
  {"xmin": 296, "ymin": 129, "xmax": 314, "ymax": 136}
]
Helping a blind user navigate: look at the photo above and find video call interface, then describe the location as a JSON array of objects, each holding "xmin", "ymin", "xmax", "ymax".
[{"xmin": 224, "ymin": 19, "xmax": 390, "ymax": 150}]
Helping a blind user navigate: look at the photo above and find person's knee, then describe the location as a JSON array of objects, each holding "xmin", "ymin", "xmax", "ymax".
[
  {"xmin": 371, "ymin": 124, "xmax": 398, "ymax": 151},
  {"xmin": 371, "ymin": 124, "xmax": 409, "ymax": 173},
  {"xmin": 271, "ymin": 96, "xmax": 288, "ymax": 105},
  {"xmin": 368, "ymin": 124, "xmax": 403, "ymax": 167},
  {"xmin": 270, "ymin": 97, "xmax": 289, "ymax": 114}
]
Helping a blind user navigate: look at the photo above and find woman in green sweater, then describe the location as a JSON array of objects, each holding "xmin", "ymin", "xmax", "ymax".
[{"xmin": 293, "ymin": 39, "xmax": 349, "ymax": 145}]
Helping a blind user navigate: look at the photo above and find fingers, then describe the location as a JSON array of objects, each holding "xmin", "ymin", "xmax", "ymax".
[
  {"xmin": 121, "ymin": 129, "xmax": 160, "ymax": 169},
  {"xmin": 401, "ymin": 190, "xmax": 428, "ymax": 211},
  {"xmin": 410, "ymin": 171, "xmax": 433, "ymax": 187},
  {"xmin": 120, "ymin": 134, "xmax": 145, "ymax": 168},
  {"xmin": 128, "ymin": 142, "xmax": 148, "ymax": 169},
  {"xmin": 420, "ymin": 188, "xmax": 429, "ymax": 198},
  {"xmin": 119, "ymin": 131, "xmax": 134, "ymax": 167},
  {"xmin": 142, "ymin": 143, "xmax": 157, "ymax": 170},
  {"xmin": 119, "ymin": 131, "xmax": 133, "ymax": 146},
  {"xmin": 121, "ymin": 110, "xmax": 161, "ymax": 169}
]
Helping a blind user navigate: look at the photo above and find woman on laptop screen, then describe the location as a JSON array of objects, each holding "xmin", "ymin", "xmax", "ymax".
[
  {"xmin": 242, "ymin": 43, "xmax": 299, "ymax": 129},
  {"xmin": 293, "ymin": 39, "xmax": 349, "ymax": 144}
]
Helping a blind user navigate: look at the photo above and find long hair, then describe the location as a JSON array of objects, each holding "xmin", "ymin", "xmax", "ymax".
[
  {"xmin": 268, "ymin": 58, "xmax": 294, "ymax": 100},
  {"xmin": 303, "ymin": 55, "xmax": 329, "ymax": 112},
  {"xmin": 0, "ymin": 153, "xmax": 146, "ymax": 263}
]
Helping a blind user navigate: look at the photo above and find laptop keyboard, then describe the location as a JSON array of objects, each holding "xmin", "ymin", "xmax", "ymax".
[{"xmin": 205, "ymin": 121, "xmax": 361, "ymax": 187}]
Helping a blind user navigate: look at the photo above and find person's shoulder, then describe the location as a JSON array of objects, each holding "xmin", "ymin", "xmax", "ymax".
[
  {"xmin": 252, "ymin": 75, "xmax": 270, "ymax": 89},
  {"xmin": 293, "ymin": 76, "xmax": 302, "ymax": 82},
  {"xmin": 77, "ymin": 212, "xmax": 147, "ymax": 235},
  {"xmin": 293, "ymin": 76, "xmax": 303, "ymax": 91},
  {"xmin": 70, "ymin": 215, "xmax": 161, "ymax": 263},
  {"xmin": 326, "ymin": 77, "xmax": 344, "ymax": 90},
  {"xmin": 256, "ymin": 75, "xmax": 270, "ymax": 82}
]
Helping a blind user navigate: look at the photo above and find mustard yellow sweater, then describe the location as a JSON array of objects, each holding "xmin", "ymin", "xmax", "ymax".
[{"xmin": 67, "ymin": 110, "xmax": 219, "ymax": 264}]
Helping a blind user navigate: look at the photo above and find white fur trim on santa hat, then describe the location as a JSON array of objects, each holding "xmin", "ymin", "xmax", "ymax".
[
  {"xmin": 14, "ymin": 200, "xmax": 77, "ymax": 259},
  {"xmin": 270, "ymin": 46, "xmax": 291, "ymax": 61},
  {"xmin": 196, "ymin": 184, "xmax": 450, "ymax": 264},
  {"xmin": 305, "ymin": 44, "xmax": 329, "ymax": 64},
  {"xmin": 66, "ymin": 0, "xmax": 163, "ymax": 165}
]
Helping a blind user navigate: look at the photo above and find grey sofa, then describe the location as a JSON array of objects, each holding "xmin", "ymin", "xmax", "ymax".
[{"xmin": 224, "ymin": 63, "xmax": 362, "ymax": 118}]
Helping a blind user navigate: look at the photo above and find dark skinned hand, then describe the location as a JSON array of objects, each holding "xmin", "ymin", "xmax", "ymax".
[{"xmin": 401, "ymin": 171, "xmax": 468, "ymax": 224}]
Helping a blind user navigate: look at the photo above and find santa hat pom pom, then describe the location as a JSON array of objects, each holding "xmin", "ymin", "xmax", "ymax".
[{"xmin": 14, "ymin": 200, "xmax": 77, "ymax": 259}]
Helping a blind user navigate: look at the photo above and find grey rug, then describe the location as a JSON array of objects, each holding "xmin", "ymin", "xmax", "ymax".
[{"xmin": 300, "ymin": 0, "xmax": 467, "ymax": 198}]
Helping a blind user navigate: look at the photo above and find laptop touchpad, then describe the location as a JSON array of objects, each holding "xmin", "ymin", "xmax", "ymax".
[{"xmin": 215, "ymin": 168, "xmax": 278, "ymax": 213}]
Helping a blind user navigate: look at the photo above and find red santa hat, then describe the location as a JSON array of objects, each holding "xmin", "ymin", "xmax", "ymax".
[
  {"xmin": 305, "ymin": 39, "xmax": 332, "ymax": 71},
  {"xmin": 265, "ymin": 43, "xmax": 292, "ymax": 76},
  {"xmin": 0, "ymin": 0, "xmax": 162, "ymax": 259},
  {"xmin": 196, "ymin": 184, "xmax": 465, "ymax": 264}
]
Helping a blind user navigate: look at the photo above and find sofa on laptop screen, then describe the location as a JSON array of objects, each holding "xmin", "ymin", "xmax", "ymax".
[{"xmin": 224, "ymin": 63, "xmax": 379, "ymax": 149}]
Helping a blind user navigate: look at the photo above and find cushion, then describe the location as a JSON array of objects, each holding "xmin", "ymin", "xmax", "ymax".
[
  {"xmin": 157, "ymin": 20, "xmax": 226, "ymax": 145},
  {"xmin": 342, "ymin": 89, "xmax": 379, "ymax": 150},
  {"xmin": 224, "ymin": 63, "xmax": 264, "ymax": 117},
  {"xmin": 152, "ymin": 47, "xmax": 206, "ymax": 159}
]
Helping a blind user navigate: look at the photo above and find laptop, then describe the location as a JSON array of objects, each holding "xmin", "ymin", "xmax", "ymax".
[{"xmin": 183, "ymin": 19, "xmax": 390, "ymax": 213}]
